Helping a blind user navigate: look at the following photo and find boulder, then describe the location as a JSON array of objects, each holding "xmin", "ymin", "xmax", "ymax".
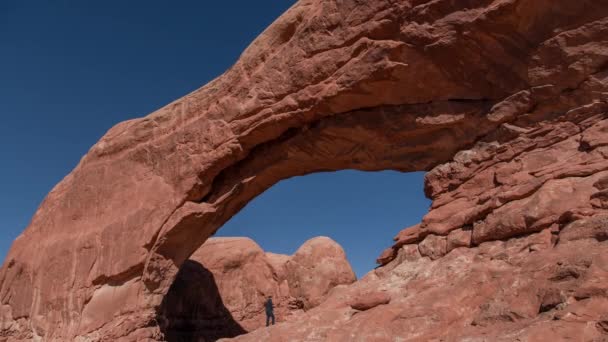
[
  {"xmin": 349, "ymin": 291, "xmax": 391, "ymax": 311},
  {"xmin": 285, "ymin": 237, "xmax": 357, "ymax": 309}
]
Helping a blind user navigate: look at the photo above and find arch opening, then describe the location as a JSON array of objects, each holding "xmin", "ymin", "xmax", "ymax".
[
  {"xmin": 155, "ymin": 170, "xmax": 429, "ymax": 341},
  {"xmin": 139, "ymin": 99, "xmax": 504, "ymax": 339},
  {"xmin": 141, "ymin": 99, "xmax": 498, "ymax": 297},
  {"xmin": 1, "ymin": 0, "xmax": 607, "ymax": 339}
]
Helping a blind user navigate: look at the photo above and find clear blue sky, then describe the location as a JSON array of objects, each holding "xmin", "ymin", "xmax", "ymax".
[{"xmin": 0, "ymin": 1, "xmax": 430, "ymax": 278}]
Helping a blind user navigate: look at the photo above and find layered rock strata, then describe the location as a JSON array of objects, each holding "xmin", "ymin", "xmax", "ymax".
[{"xmin": 378, "ymin": 111, "xmax": 608, "ymax": 265}]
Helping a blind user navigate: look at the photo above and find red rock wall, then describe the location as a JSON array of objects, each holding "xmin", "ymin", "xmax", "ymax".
[
  {"xmin": 1, "ymin": 0, "xmax": 607, "ymax": 340},
  {"xmin": 379, "ymin": 111, "xmax": 608, "ymax": 265}
]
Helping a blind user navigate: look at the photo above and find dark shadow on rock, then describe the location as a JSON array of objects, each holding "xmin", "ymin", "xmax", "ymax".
[{"xmin": 157, "ymin": 260, "xmax": 246, "ymax": 342}]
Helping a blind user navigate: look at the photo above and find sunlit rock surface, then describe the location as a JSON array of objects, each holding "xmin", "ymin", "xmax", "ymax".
[{"xmin": 1, "ymin": 0, "xmax": 608, "ymax": 340}]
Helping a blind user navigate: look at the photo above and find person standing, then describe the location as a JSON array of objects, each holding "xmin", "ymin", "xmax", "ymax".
[{"xmin": 265, "ymin": 295, "xmax": 275, "ymax": 327}]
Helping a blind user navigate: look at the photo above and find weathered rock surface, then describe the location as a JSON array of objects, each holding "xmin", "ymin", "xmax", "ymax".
[
  {"xmin": 1, "ymin": 0, "xmax": 608, "ymax": 340},
  {"xmin": 379, "ymin": 112, "xmax": 608, "ymax": 263},
  {"xmin": 285, "ymin": 236, "xmax": 357, "ymax": 310},
  {"xmin": 223, "ymin": 224, "xmax": 608, "ymax": 341},
  {"xmin": 158, "ymin": 236, "xmax": 355, "ymax": 340}
]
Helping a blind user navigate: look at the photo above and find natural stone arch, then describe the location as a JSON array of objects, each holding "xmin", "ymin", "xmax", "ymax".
[{"xmin": 1, "ymin": 0, "xmax": 607, "ymax": 340}]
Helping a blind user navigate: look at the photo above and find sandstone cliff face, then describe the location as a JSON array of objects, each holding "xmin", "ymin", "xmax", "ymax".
[
  {"xmin": 1, "ymin": 0, "xmax": 608, "ymax": 340},
  {"xmin": 157, "ymin": 236, "xmax": 355, "ymax": 340}
]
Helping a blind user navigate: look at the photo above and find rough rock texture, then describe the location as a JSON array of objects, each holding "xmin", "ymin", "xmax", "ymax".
[
  {"xmin": 379, "ymin": 108, "xmax": 608, "ymax": 263},
  {"xmin": 285, "ymin": 236, "xmax": 357, "ymax": 309},
  {"xmin": 158, "ymin": 236, "xmax": 355, "ymax": 340},
  {"xmin": 223, "ymin": 221, "xmax": 608, "ymax": 341},
  {"xmin": 1, "ymin": 0, "xmax": 608, "ymax": 340}
]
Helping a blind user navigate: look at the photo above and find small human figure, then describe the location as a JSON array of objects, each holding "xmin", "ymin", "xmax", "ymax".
[{"xmin": 265, "ymin": 295, "xmax": 275, "ymax": 327}]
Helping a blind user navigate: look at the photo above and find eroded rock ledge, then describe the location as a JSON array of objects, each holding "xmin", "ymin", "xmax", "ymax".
[{"xmin": 378, "ymin": 105, "xmax": 608, "ymax": 265}]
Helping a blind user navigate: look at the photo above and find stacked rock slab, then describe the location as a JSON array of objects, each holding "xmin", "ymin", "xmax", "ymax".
[
  {"xmin": 158, "ymin": 236, "xmax": 355, "ymax": 340},
  {"xmin": 1, "ymin": 0, "xmax": 608, "ymax": 340},
  {"xmin": 378, "ymin": 110, "xmax": 608, "ymax": 265},
  {"xmin": 378, "ymin": 102, "xmax": 608, "ymax": 264}
]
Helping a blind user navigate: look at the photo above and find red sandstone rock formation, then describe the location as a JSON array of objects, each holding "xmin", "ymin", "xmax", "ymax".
[
  {"xmin": 158, "ymin": 236, "xmax": 355, "ymax": 340},
  {"xmin": 1, "ymin": 0, "xmax": 608, "ymax": 340},
  {"xmin": 224, "ymin": 219, "xmax": 608, "ymax": 341},
  {"xmin": 284, "ymin": 236, "xmax": 357, "ymax": 310},
  {"xmin": 378, "ymin": 116, "xmax": 608, "ymax": 265}
]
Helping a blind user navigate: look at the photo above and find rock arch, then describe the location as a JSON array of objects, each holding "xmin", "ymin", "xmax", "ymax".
[{"xmin": 1, "ymin": 0, "xmax": 608, "ymax": 340}]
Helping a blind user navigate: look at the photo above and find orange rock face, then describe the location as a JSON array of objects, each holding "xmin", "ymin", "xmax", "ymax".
[
  {"xmin": 1, "ymin": 0, "xmax": 608, "ymax": 340},
  {"xmin": 158, "ymin": 237, "xmax": 355, "ymax": 340}
]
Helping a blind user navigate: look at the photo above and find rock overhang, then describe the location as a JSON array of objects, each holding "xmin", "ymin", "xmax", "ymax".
[{"xmin": 1, "ymin": 0, "xmax": 608, "ymax": 340}]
